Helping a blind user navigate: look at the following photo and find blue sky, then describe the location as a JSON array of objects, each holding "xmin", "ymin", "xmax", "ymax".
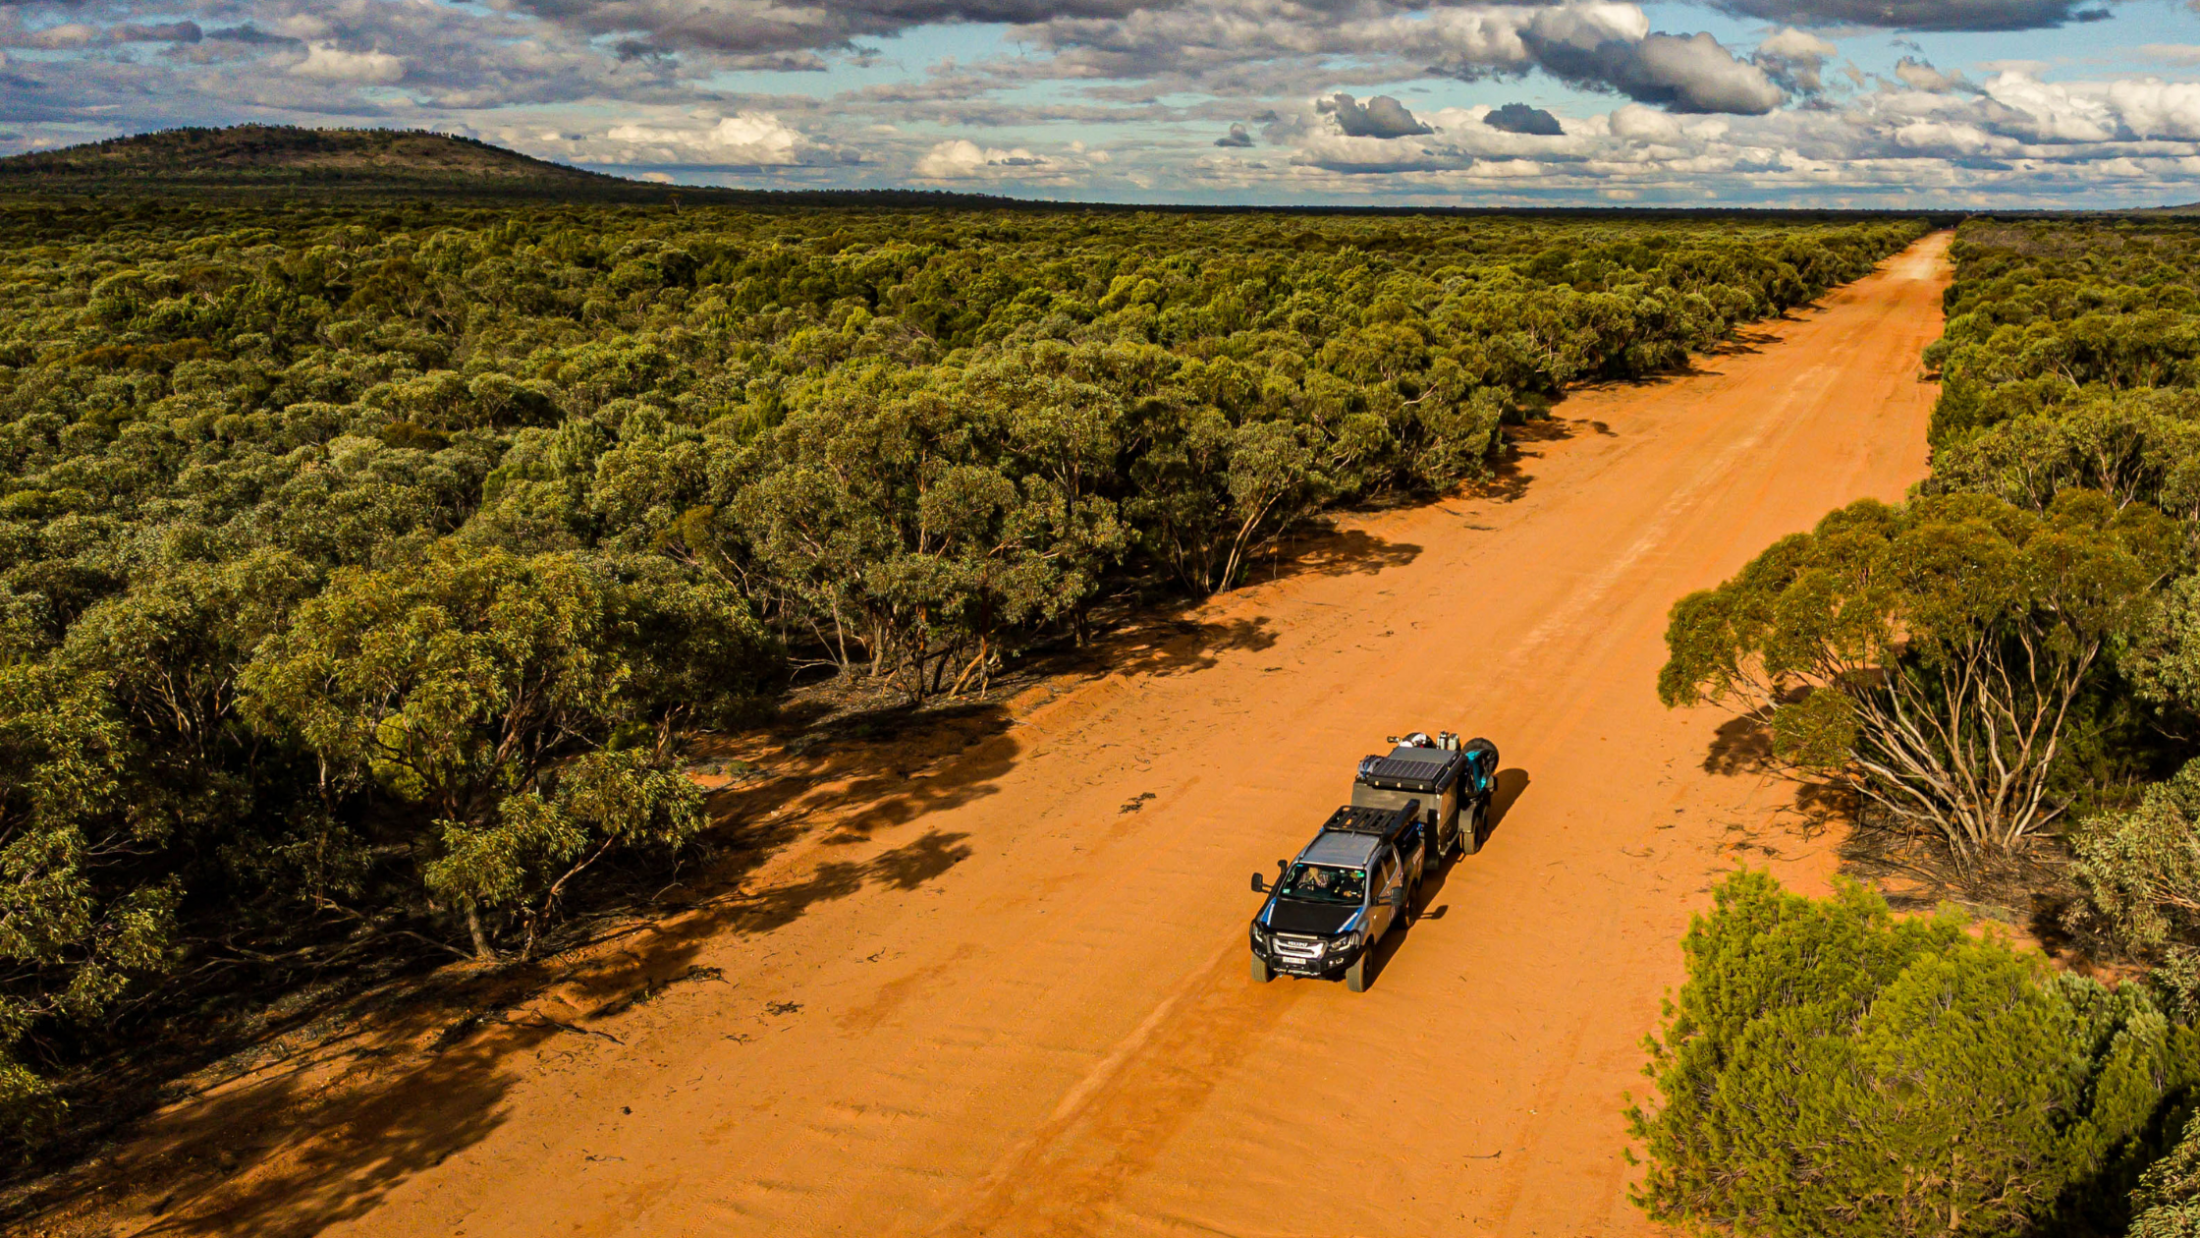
[{"xmin": 8, "ymin": 0, "xmax": 2200, "ymax": 206}]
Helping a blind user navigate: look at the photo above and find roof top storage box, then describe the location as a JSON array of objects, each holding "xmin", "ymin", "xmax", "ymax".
[{"xmin": 1354, "ymin": 745, "xmax": 1467, "ymax": 794}]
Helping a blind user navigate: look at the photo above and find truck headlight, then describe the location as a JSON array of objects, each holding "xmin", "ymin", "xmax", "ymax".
[{"xmin": 1326, "ymin": 932, "xmax": 1361, "ymax": 956}]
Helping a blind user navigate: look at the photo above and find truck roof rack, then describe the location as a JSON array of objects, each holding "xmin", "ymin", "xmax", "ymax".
[{"xmin": 1316, "ymin": 801, "xmax": 1421, "ymax": 839}]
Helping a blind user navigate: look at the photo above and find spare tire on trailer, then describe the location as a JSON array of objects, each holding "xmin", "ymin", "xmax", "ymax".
[{"xmin": 1460, "ymin": 737, "xmax": 1500, "ymax": 854}]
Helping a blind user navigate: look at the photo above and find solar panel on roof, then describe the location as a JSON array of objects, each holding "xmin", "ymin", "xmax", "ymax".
[{"xmin": 1301, "ymin": 832, "xmax": 1381, "ymax": 867}]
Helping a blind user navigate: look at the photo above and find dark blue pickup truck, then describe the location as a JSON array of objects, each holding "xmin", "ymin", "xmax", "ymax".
[{"xmin": 1247, "ymin": 732, "xmax": 1498, "ymax": 993}]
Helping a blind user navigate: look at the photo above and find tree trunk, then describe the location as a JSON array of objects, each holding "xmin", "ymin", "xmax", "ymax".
[{"xmin": 465, "ymin": 903, "xmax": 494, "ymax": 960}]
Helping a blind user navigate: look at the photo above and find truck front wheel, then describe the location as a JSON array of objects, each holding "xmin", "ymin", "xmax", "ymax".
[
  {"xmin": 1251, "ymin": 954, "xmax": 1273, "ymax": 984},
  {"xmin": 1345, "ymin": 955, "xmax": 1369, "ymax": 992}
]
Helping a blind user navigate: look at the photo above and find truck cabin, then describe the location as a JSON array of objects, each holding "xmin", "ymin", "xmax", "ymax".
[
  {"xmin": 1273, "ymin": 804, "xmax": 1417, "ymax": 903},
  {"xmin": 1274, "ymin": 831, "xmax": 1383, "ymax": 905}
]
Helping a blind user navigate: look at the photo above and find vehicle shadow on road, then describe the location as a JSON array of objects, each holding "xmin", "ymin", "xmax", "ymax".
[
  {"xmin": 1364, "ymin": 767, "xmax": 1529, "ymax": 989},
  {"xmin": 1480, "ymin": 767, "xmax": 1531, "ymax": 848}
]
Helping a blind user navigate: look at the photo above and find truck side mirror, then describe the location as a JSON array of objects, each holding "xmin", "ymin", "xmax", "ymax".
[
  {"xmin": 1386, "ymin": 888, "xmax": 1406, "ymax": 909},
  {"xmin": 1251, "ymin": 872, "xmax": 1268, "ymax": 893}
]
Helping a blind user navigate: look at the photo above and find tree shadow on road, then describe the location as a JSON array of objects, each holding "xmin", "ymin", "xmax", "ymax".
[
  {"xmin": 1703, "ymin": 710, "xmax": 1774, "ymax": 775},
  {"xmin": 125, "ymin": 1008, "xmax": 537, "ymax": 1238},
  {"xmin": 1090, "ymin": 614, "xmax": 1280, "ymax": 681},
  {"xmin": 1253, "ymin": 525, "xmax": 1424, "ymax": 585},
  {"xmin": 16, "ymin": 693, "xmax": 1018, "ymax": 1238},
  {"xmin": 1477, "ymin": 418, "xmax": 1578, "ymax": 503},
  {"xmin": 103, "ymin": 814, "xmax": 987, "ymax": 1238}
]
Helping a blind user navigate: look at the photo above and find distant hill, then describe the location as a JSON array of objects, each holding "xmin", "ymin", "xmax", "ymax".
[
  {"xmin": 0, "ymin": 125, "xmax": 1993, "ymax": 218},
  {"xmin": 0, "ymin": 125, "xmax": 661, "ymax": 198},
  {"xmin": 0, "ymin": 125, "xmax": 1110, "ymax": 209}
]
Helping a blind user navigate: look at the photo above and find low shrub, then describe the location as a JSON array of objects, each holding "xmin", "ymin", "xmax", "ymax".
[{"xmin": 1630, "ymin": 872, "xmax": 2200, "ymax": 1238}]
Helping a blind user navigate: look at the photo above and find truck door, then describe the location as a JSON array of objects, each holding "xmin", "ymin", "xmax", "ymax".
[{"xmin": 1372, "ymin": 853, "xmax": 1402, "ymax": 936}]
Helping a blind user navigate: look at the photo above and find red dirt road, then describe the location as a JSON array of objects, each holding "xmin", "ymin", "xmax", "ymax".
[{"xmin": 125, "ymin": 232, "xmax": 1950, "ymax": 1238}]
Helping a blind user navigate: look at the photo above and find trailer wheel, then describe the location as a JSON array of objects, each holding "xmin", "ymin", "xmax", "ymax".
[
  {"xmin": 1459, "ymin": 800, "xmax": 1485, "ymax": 856},
  {"xmin": 1250, "ymin": 954, "xmax": 1273, "ymax": 984},
  {"xmin": 1345, "ymin": 955, "xmax": 1369, "ymax": 993}
]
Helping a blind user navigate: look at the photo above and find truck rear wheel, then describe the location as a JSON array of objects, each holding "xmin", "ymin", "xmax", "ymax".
[
  {"xmin": 1345, "ymin": 955, "xmax": 1369, "ymax": 992},
  {"xmin": 1250, "ymin": 954, "xmax": 1273, "ymax": 984}
]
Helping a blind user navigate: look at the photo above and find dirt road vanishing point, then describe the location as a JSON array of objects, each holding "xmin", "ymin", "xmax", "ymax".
[{"xmin": 124, "ymin": 232, "xmax": 1952, "ymax": 1238}]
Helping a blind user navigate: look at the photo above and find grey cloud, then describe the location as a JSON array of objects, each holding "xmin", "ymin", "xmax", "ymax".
[
  {"xmin": 1524, "ymin": 27, "xmax": 1785, "ymax": 114},
  {"xmin": 1318, "ymin": 92, "xmax": 1431, "ymax": 138},
  {"xmin": 1300, "ymin": 147, "xmax": 1470, "ymax": 174},
  {"xmin": 0, "ymin": 14, "xmax": 196, "ymax": 48},
  {"xmin": 1214, "ymin": 120, "xmax": 1252, "ymax": 146},
  {"xmin": 205, "ymin": 24, "xmax": 294, "ymax": 44},
  {"xmin": 0, "ymin": 0, "xmax": 708, "ymax": 120},
  {"xmin": 1712, "ymin": 0, "xmax": 2110, "ymax": 32},
  {"xmin": 1483, "ymin": 101, "xmax": 1562, "ymax": 135},
  {"xmin": 113, "ymin": 20, "xmax": 200, "ymax": 42},
  {"xmin": 499, "ymin": 0, "xmax": 1156, "ymax": 57},
  {"xmin": 986, "ymin": 2, "xmax": 1800, "ymax": 118}
]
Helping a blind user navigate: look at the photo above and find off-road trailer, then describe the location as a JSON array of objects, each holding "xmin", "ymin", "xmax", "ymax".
[{"xmin": 1351, "ymin": 731, "xmax": 1500, "ymax": 862}]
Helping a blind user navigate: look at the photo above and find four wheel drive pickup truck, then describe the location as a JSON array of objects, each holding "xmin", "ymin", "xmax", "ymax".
[
  {"xmin": 1248, "ymin": 731, "xmax": 1500, "ymax": 993},
  {"xmin": 1249, "ymin": 803, "xmax": 1428, "ymax": 992}
]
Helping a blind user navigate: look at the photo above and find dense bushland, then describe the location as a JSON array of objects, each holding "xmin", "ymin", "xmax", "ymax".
[
  {"xmin": 0, "ymin": 196, "xmax": 1921, "ymax": 1154},
  {"xmin": 1653, "ymin": 218, "xmax": 2200, "ymax": 1234}
]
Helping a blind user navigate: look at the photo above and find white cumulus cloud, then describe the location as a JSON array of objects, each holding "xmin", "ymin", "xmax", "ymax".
[
  {"xmin": 2106, "ymin": 78, "xmax": 2200, "ymax": 140},
  {"xmin": 288, "ymin": 43, "xmax": 405, "ymax": 84},
  {"xmin": 604, "ymin": 114, "xmax": 809, "ymax": 165},
  {"xmin": 914, "ymin": 138, "xmax": 1050, "ymax": 178}
]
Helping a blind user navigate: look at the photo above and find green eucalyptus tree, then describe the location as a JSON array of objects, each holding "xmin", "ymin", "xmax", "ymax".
[{"xmin": 1661, "ymin": 491, "xmax": 2178, "ymax": 857}]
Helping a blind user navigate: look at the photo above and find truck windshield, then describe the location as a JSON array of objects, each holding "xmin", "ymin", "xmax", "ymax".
[{"xmin": 1278, "ymin": 863, "xmax": 1367, "ymax": 906}]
